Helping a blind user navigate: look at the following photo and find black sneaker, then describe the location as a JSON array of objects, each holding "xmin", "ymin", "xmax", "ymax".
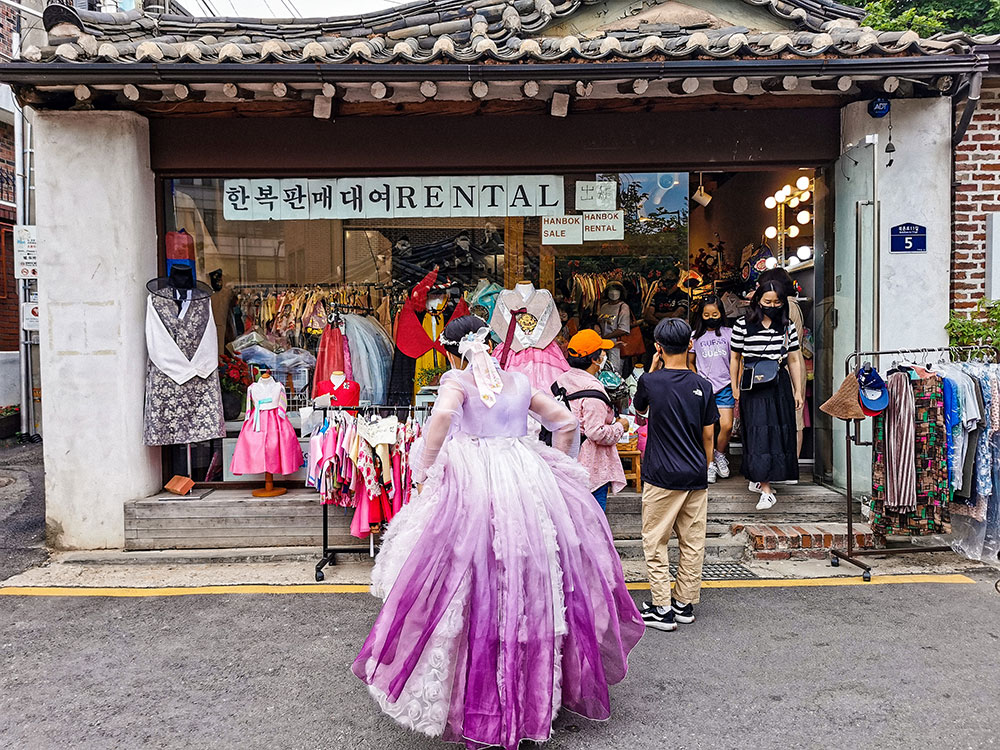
[
  {"xmin": 671, "ymin": 599, "xmax": 695, "ymax": 624},
  {"xmin": 641, "ymin": 602, "xmax": 677, "ymax": 632}
]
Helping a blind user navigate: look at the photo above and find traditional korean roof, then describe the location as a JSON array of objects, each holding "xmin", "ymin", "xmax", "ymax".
[{"xmin": 22, "ymin": 0, "xmax": 981, "ymax": 66}]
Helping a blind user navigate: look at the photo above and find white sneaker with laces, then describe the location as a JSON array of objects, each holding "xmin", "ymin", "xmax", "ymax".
[
  {"xmin": 708, "ymin": 464, "xmax": 717, "ymax": 484},
  {"xmin": 714, "ymin": 451, "xmax": 731, "ymax": 479},
  {"xmin": 748, "ymin": 481, "xmax": 762, "ymax": 493},
  {"xmin": 755, "ymin": 492, "xmax": 777, "ymax": 510}
]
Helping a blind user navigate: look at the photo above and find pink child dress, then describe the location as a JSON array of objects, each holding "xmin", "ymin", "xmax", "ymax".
[
  {"xmin": 353, "ymin": 368, "xmax": 643, "ymax": 750},
  {"xmin": 230, "ymin": 376, "xmax": 304, "ymax": 476}
]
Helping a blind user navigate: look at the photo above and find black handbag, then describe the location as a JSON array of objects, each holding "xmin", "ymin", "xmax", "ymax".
[
  {"xmin": 540, "ymin": 383, "xmax": 614, "ymax": 447},
  {"xmin": 740, "ymin": 327, "xmax": 788, "ymax": 391}
]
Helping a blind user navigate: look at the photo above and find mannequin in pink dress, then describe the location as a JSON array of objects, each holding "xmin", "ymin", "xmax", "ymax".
[{"xmin": 230, "ymin": 372, "xmax": 304, "ymax": 496}]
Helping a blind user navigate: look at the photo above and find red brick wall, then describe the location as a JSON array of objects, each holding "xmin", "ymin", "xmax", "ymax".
[
  {"xmin": 0, "ymin": 8, "xmax": 17, "ymax": 353},
  {"xmin": 952, "ymin": 80, "xmax": 1000, "ymax": 314}
]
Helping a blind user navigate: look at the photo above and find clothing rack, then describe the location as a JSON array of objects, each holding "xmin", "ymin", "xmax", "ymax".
[
  {"xmin": 831, "ymin": 344, "xmax": 1000, "ymax": 580},
  {"xmin": 231, "ymin": 281, "xmax": 392, "ymax": 290},
  {"xmin": 313, "ymin": 402, "xmax": 428, "ymax": 582}
]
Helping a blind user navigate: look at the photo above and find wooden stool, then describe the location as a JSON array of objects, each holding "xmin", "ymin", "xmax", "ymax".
[{"xmin": 617, "ymin": 442, "xmax": 642, "ymax": 493}]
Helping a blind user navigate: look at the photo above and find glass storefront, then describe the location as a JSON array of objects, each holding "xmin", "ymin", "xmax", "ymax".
[{"xmin": 163, "ymin": 169, "xmax": 823, "ymax": 484}]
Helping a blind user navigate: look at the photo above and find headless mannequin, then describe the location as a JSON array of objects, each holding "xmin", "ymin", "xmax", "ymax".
[
  {"xmin": 330, "ymin": 370, "xmax": 346, "ymax": 389},
  {"xmin": 252, "ymin": 372, "xmax": 287, "ymax": 498},
  {"xmin": 515, "ymin": 280, "xmax": 534, "ymax": 302}
]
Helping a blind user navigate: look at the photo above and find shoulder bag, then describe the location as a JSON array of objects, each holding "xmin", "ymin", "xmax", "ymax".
[{"xmin": 740, "ymin": 324, "xmax": 788, "ymax": 392}]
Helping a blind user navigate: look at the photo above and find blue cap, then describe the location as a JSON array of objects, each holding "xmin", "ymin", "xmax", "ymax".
[{"xmin": 856, "ymin": 366, "xmax": 889, "ymax": 413}]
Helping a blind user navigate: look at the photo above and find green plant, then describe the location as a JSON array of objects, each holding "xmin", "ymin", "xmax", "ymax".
[
  {"xmin": 946, "ymin": 298, "xmax": 1000, "ymax": 347},
  {"xmin": 415, "ymin": 365, "xmax": 448, "ymax": 390}
]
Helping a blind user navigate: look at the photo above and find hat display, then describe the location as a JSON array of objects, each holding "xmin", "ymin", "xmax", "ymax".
[
  {"xmin": 856, "ymin": 365, "xmax": 889, "ymax": 415},
  {"xmin": 567, "ymin": 329, "xmax": 615, "ymax": 358},
  {"xmin": 820, "ymin": 373, "xmax": 867, "ymax": 421}
]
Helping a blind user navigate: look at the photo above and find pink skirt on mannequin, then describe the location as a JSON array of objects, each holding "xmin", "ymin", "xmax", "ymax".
[{"xmin": 494, "ymin": 340, "xmax": 569, "ymax": 392}]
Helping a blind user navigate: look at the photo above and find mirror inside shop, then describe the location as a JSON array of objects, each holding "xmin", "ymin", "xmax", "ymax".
[{"xmin": 161, "ymin": 171, "xmax": 817, "ymax": 483}]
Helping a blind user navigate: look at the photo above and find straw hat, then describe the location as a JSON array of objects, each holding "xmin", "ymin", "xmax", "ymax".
[{"xmin": 820, "ymin": 374, "xmax": 868, "ymax": 421}]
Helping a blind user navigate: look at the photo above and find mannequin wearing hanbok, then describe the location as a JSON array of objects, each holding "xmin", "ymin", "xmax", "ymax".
[
  {"xmin": 353, "ymin": 327, "xmax": 643, "ymax": 750},
  {"xmin": 230, "ymin": 374, "xmax": 303, "ymax": 476},
  {"xmin": 490, "ymin": 281, "xmax": 569, "ymax": 391}
]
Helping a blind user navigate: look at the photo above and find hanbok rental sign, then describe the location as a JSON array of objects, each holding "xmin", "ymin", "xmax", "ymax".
[{"xmin": 223, "ymin": 176, "xmax": 564, "ymax": 221}]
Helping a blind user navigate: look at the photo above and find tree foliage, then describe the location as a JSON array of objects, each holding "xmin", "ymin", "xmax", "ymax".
[{"xmin": 842, "ymin": 0, "xmax": 1000, "ymax": 36}]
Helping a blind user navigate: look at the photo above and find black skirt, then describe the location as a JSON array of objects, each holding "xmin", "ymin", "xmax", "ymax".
[{"xmin": 740, "ymin": 368, "xmax": 799, "ymax": 483}]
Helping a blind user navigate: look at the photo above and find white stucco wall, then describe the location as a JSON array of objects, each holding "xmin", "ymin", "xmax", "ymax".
[
  {"xmin": 842, "ymin": 97, "xmax": 952, "ymax": 350},
  {"xmin": 35, "ymin": 110, "xmax": 161, "ymax": 549},
  {"xmin": 0, "ymin": 352, "xmax": 21, "ymax": 407}
]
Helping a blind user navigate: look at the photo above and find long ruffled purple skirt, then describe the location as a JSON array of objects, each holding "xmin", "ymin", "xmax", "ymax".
[{"xmin": 352, "ymin": 433, "xmax": 644, "ymax": 749}]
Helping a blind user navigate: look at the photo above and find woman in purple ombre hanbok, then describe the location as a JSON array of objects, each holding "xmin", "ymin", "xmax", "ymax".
[{"xmin": 352, "ymin": 316, "xmax": 644, "ymax": 750}]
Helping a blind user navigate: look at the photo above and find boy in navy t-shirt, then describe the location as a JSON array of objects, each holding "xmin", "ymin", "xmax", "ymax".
[{"xmin": 633, "ymin": 318, "xmax": 719, "ymax": 631}]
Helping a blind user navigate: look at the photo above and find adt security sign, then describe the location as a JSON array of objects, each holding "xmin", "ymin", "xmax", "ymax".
[{"xmin": 890, "ymin": 223, "xmax": 927, "ymax": 253}]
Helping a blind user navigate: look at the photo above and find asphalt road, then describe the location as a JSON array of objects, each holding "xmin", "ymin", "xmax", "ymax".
[
  {"xmin": 3, "ymin": 577, "xmax": 999, "ymax": 750},
  {"xmin": 0, "ymin": 443, "xmax": 46, "ymax": 582}
]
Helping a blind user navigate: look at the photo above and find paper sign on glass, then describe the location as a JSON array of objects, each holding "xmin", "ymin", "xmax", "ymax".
[
  {"xmin": 541, "ymin": 215, "xmax": 583, "ymax": 245},
  {"xmin": 576, "ymin": 180, "xmax": 617, "ymax": 211},
  {"xmin": 583, "ymin": 211, "xmax": 625, "ymax": 241}
]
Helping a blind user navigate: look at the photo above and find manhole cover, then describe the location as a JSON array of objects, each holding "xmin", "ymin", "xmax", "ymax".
[
  {"xmin": 0, "ymin": 477, "xmax": 14, "ymax": 488},
  {"xmin": 671, "ymin": 562, "xmax": 758, "ymax": 581}
]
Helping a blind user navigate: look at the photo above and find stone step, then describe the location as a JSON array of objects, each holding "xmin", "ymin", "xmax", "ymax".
[{"xmin": 614, "ymin": 532, "xmax": 747, "ymax": 562}]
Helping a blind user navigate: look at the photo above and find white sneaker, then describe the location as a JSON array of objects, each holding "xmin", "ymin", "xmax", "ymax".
[
  {"xmin": 774, "ymin": 479, "xmax": 799, "ymax": 485},
  {"xmin": 755, "ymin": 492, "xmax": 777, "ymax": 510},
  {"xmin": 748, "ymin": 481, "xmax": 762, "ymax": 493},
  {"xmin": 714, "ymin": 451, "xmax": 731, "ymax": 479},
  {"xmin": 708, "ymin": 464, "xmax": 717, "ymax": 484}
]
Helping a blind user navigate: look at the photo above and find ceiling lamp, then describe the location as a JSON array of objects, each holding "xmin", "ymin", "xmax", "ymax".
[
  {"xmin": 787, "ymin": 256, "xmax": 801, "ymax": 268},
  {"xmin": 692, "ymin": 172, "xmax": 712, "ymax": 207},
  {"xmin": 787, "ymin": 225, "xmax": 800, "ymax": 238},
  {"xmin": 789, "ymin": 197, "xmax": 800, "ymax": 209},
  {"xmin": 796, "ymin": 176, "xmax": 810, "ymax": 191},
  {"xmin": 797, "ymin": 210, "xmax": 811, "ymax": 224},
  {"xmin": 765, "ymin": 257, "xmax": 778, "ymax": 269},
  {"xmin": 765, "ymin": 226, "xmax": 778, "ymax": 239},
  {"xmin": 797, "ymin": 245, "xmax": 812, "ymax": 260},
  {"xmin": 764, "ymin": 196, "xmax": 777, "ymax": 210}
]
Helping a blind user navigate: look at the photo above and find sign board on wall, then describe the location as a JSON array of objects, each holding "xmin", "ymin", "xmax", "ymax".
[
  {"xmin": 223, "ymin": 176, "xmax": 564, "ymax": 221},
  {"xmin": 541, "ymin": 216, "xmax": 583, "ymax": 245},
  {"xmin": 582, "ymin": 211, "xmax": 624, "ymax": 241},
  {"xmin": 13, "ymin": 225, "xmax": 37, "ymax": 279},
  {"xmin": 889, "ymin": 223, "xmax": 927, "ymax": 253}
]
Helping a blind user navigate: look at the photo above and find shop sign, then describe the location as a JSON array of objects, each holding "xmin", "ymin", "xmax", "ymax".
[
  {"xmin": 13, "ymin": 225, "xmax": 37, "ymax": 279},
  {"xmin": 541, "ymin": 215, "xmax": 583, "ymax": 245},
  {"xmin": 21, "ymin": 302, "xmax": 39, "ymax": 331},
  {"xmin": 889, "ymin": 223, "xmax": 927, "ymax": 253},
  {"xmin": 583, "ymin": 211, "xmax": 624, "ymax": 241},
  {"xmin": 575, "ymin": 181, "xmax": 617, "ymax": 211},
  {"xmin": 223, "ymin": 176, "xmax": 564, "ymax": 221}
]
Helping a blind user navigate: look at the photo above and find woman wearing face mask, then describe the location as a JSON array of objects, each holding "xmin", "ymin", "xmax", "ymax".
[
  {"xmin": 689, "ymin": 295, "xmax": 735, "ymax": 484},
  {"xmin": 728, "ymin": 282, "xmax": 804, "ymax": 509},
  {"xmin": 553, "ymin": 330, "xmax": 630, "ymax": 511},
  {"xmin": 597, "ymin": 281, "xmax": 631, "ymax": 375}
]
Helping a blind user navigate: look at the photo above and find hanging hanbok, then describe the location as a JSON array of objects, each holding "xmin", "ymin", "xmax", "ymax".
[
  {"xmin": 230, "ymin": 376, "xmax": 304, "ymax": 476},
  {"xmin": 353, "ymin": 329, "xmax": 642, "ymax": 750}
]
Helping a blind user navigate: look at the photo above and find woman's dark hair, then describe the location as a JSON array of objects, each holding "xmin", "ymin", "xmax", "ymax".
[
  {"xmin": 567, "ymin": 351, "xmax": 603, "ymax": 370},
  {"xmin": 653, "ymin": 317, "xmax": 692, "ymax": 355},
  {"xmin": 440, "ymin": 314, "xmax": 488, "ymax": 357},
  {"xmin": 691, "ymin": 294, "xmax": 729, "ymax": 340},
  {"xmin": 745, "ymin": 281, "xmax": 789, "ymax": 328},
  {"xmin": 756, "ymin": 267, "xmax": 795, "ymax": 297}
]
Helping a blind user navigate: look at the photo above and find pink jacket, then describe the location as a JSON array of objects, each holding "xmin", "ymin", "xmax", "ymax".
[{"xmin": 553, "ymin": 367, "xmax": 627, "ymax": 494}]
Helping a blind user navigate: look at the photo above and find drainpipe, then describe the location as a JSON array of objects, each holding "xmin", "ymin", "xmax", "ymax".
[{"xmin": 953, "ymin": 71, "xmax": 983, "ymax": 147}]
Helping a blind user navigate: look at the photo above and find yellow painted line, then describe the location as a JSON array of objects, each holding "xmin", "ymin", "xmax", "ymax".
[
  {"xmin": 626, "ymin": 573, "xmax": 976, "ymax": 590},
  {"xmin": 0, "ymin": 584, "xmax": 372, "ymax": 597},
  {"xmin": 0, "ymin": 573, "xmax": 976, "ymax": 598}
]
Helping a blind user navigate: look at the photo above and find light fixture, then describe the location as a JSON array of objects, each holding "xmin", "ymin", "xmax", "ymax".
[
  {"xmin": 797, "ymin": 245, "xmax": 812, "ymax": 260},
  {"xmin": 787, "ymin": 225, "xmax": 800, "ymax": 238},
  {"xmin": 796, "ymin": 176, "xmax": 810, "ymax": 191},
  {"xmin": 765, "ymin": 257, "xmax": 778, "ymax": 269},
  {"xmin": 787, "ymin": 256, "xmax": 801, "ymax": 268},
  {"xmin": 800, "ymin": 190, "xmax": 811, "ymax": 202},
  {"xmin": 692, "ymin": 172, "xmax": 712, "ymax": 207},
  {"xmin": 765, "ymin": 196, "xmax": 777, "ymax": 210},
  {"xmin": 765, "ymin": 226, "xmax": 778, "ymax": 239},
  {"xmin": 775, "ymin": 190, "xmax": 787, "ymax": 203},
  {"xmin": 789, "ymin": 197, "xmax": 800, "ymax": 209},
  {"xmin": 797, "ymin": 210, "xmax": 811, "ymax": 224},
  {"xmin": 783, "ymin": 184, "xmax": 793, "ymax": 195}
]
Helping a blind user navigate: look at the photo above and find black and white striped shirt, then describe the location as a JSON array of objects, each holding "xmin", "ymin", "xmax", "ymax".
[{"xmin": 731, "ymin": 317, "xmax": 800, "ymax": 361}]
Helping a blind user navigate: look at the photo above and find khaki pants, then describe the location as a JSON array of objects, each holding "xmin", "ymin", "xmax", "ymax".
[{"xmin": 641, "ymin": 485, "xmax": 708, "ymax": 607}]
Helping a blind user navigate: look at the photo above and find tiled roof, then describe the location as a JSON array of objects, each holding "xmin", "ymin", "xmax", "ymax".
[{"xmin": 24, "ymin": 0, "xmax": 974, "ymax": 65}]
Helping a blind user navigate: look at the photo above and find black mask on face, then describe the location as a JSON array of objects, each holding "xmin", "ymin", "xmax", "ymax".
[
  {"xmin": 760, "ymin": 304, "xmax": 783, "ymax": 312},
  {"xmin": 704, "ymin": 317, "xmax": 723, "ymax": 329}
]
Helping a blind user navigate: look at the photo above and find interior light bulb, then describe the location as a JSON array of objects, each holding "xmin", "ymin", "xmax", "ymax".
[
  {"xmin": 765, "ymin": 257, "xmax": 778, "ymax": 269},
  {"xmin": 796, "ymin": 176, "xmax": 810, "ymax": 191},
  {"xmin": 787, "ymin": 225, "xmax": 800, "ymax": 238},
  {"xmin": 797, "ymin": 245, "xmax": 812, "ymax": 260},
  {"xmin": 797, "ymin": 210, "xmax": 811, "ymax": 224},
  {"xmin": 800, "ymin": 190, "xmax": 811, "ymax": 202},
  {"xmin": 765, "ymin": 196, "xmax": 777, "ymax": 210},
  {"xmin": 787, "ymin": 256, "xmax": 801, "ymax": 268},
  {"xmin": 783, "ymin": 184, "xmax": 793, "ymax": 195},
  {"xmin": 789, "ymin": 197, "xmax": 800, "ymax": 209},
  {"xmin": 765, "ymin": 226, "xmax": 778, "ymax": 239}
]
